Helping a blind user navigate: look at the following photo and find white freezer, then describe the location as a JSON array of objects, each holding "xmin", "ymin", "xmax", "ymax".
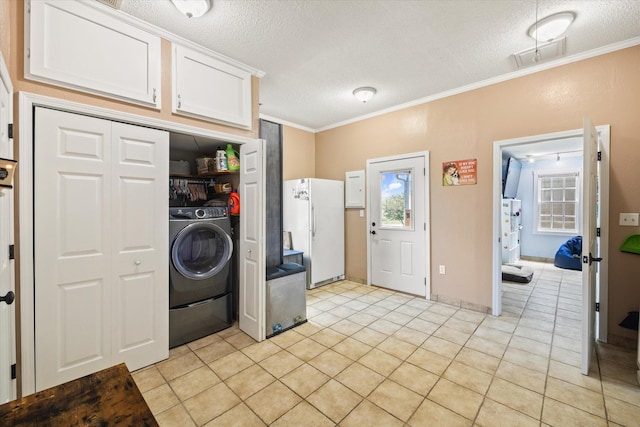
[{"xmin": 283, "ymin": 178, "xmax": 345, "ymax": 289}]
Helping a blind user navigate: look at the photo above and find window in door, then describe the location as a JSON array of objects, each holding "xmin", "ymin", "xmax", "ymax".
[
  {"xmin": 533, "ymin": 169, "xmax": 580, "ymax": 234},
  {"xmin": 379, "ymin": 170, "xmax": 413, "ymax": 229}
]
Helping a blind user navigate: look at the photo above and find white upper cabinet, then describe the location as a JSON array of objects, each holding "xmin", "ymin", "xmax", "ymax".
[
  {"xmin": 26, "ymin": 0, "xmax": 161, "ymax": 108},
  {"xmin": 173, "ymin": 44, "xmax": 252, "ymax": 129}
]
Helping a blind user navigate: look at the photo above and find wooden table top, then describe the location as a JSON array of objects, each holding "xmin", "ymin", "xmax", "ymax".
[{"xmin": 0, "ymin": 363, "xmax": 158, "ymax": 426}]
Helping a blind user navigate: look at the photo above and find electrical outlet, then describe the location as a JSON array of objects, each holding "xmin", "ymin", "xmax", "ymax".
[
  {"xmin": 619, "ymin": 213, "xmax": 639, "ymax": 226},
  {"xmin": 439, "ymin": 265, "xmax": 446, "ymax": 275},
  {"xmin": 359, "ymin": 210, "xmax": 364, "ymax": 218}
]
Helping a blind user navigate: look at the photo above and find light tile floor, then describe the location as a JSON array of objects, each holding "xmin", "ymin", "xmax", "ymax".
[{"xmin": 135, "ymin": 261, "xmax": 640, "ymax": 426}]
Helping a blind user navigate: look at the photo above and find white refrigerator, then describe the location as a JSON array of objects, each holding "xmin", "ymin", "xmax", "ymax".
[{"xmin": 283, "ymin": 178, "xmax": 345, "ymax": 289}]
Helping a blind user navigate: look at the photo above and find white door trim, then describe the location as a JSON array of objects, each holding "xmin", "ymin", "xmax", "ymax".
[
  {"xmin": 366, "ymin": 151, "xmax": 430, "ymax": 298},
  {"xmin": 18, "ymin": 91, "xmax": 257, "ymax": 396},
  {"xmin": 492, "ymin": 126, "xmax": 610, "ymax": 343}
]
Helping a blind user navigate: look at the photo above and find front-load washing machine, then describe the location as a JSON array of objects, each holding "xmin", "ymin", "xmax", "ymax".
[{"xmin": 169, "ymin": 206, "xmax": 233, "ymax": 347}]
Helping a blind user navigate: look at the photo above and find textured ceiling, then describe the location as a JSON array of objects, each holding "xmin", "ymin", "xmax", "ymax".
[{"xmin": 119, "ymin": 0, "xmax": 640, "ymax": 131}]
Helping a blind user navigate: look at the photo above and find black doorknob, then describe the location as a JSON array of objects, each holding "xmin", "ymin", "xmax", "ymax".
[
  {"xmin": 371, "ymin": 222, "xmax": 376, "ymax": 227},
  {"xmin": 0, "ymin": 291, "xmax": 14, "ymax": 305},
  {"xmin": 370, "ymin": 230, "xmax": 376, "ymax": 235}
]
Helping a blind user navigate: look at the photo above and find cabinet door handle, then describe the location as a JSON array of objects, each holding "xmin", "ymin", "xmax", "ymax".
[{"xmin": 177, "ymin": 94, "xmax": 182, "ymax": 108}]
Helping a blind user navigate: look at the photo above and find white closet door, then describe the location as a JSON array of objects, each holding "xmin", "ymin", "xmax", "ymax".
[
  {"xmin": 35, "ymin": 108, "xmax": 113, "ymax": 390},
  {"xmin": 239, "ymin": 139, "xmax": 265, "ymax": 342},
  {"xmin": 34, "ymin": 108, "xmax": 169, "ymax": 390},
  {"xmin": 111, "ymin": 122, "xmax": 168, "ymax": 369}
]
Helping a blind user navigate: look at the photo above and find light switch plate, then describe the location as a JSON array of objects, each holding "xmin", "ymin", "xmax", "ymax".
[{"xmin": 619, "ymin": 213, "xmax": 639, "ymax": 226}]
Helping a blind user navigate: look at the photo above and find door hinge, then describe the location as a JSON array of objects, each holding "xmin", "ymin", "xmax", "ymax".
[
  {"xmin": 11, "ymin": 364, "xmax": 16, "ymax": 380},
  {"xmin": 424, "ymin": 223, "xmax": 426, "ymax": 231},
  {"xmin": 596, "ymin": 228, "xmax": 601, "ymax": 237},
  {"xmin": 8, "ymin": 244, "xmax": 14, "ymax": 260},
  {"xmin": 595, "ymin": 302, "xmax": 600, "ymax": 312},
  {"xmin": 7, "ymin": 124, "xmax": 13, "ymax": 139},
  {"xmin": 597, "ymin": 151, "xmax": 602, "ymax": 161},
  {"xmin": 424, "ymin": 277, "xmax": 427, "ymax": 286}
]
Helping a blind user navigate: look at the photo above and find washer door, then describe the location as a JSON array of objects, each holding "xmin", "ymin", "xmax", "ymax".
[{"xmin": 172, "ymin": 222, "xmax": 233, "ymax": 280}]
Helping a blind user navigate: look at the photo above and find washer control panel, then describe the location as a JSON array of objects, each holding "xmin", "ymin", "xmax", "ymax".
[{"xmin": 170, "ymin": 207, "xmax": 228, "ymax": 219}]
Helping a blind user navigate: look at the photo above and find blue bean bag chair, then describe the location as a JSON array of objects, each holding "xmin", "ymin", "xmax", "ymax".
[{"xmin": 554, "ymin": 236, "xmax": 582, "ymax": 271}]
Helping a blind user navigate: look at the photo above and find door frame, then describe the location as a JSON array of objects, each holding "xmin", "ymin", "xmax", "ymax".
[
  {"xmin": 492, "ymin": 125, "xmax": 610, "ymax": 343},
  {"xmin": 18, "ymin": 92, "xmax": 257, "ymax": 396},
  {"xmin": 366, "ymin": 151, "xmax": 430, "ymax": 298}
]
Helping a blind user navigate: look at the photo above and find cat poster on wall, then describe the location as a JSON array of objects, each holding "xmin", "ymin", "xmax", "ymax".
[{"xmin": 442, "ymin": 159, "xmax": 477, "ymax": 186}]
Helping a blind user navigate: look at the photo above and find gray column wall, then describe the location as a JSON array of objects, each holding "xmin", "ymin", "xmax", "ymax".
[{"xmin": 259, "ymin": 119, "xmax": 283, "ymax": 268}]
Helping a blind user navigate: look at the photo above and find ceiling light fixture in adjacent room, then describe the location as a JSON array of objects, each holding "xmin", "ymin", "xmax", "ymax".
[
  {"xmin": 353, "ymin": 87, "xmax": 376, "ymax": 103},
  {"xmin": 171, "ymin": 0, "xmax": 211, "ymax": 18},
  {"xmin": 528, "ymin": 11, "xmax": 576, "ymax": 42}
]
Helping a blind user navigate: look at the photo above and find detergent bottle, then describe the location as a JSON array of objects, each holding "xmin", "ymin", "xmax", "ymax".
[
  {"xmin": 226, "ymin": 144, "xmax": 240, "ymax": 171},
  {"xmin": 229, "ymin": 190, "xmax": 240, "ymax": 215}
]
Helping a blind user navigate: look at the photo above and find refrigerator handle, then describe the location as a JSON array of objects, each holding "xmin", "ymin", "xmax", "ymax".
[{"xmin": 311, "ymin": 204, "xmax": 316, "ymax": 238}]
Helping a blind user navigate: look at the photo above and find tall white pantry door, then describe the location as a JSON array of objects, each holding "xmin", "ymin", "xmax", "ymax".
[
  {"xmin": 34, "ymin": 107, "xmax": 168, "ymax": 390},
  {"xmin": 238, "ymin": 139, "xmax": 266, "ymax": 342},
  {"xmin": 0, "ymin": 52, "xmax": 16, "ymax": 402}
]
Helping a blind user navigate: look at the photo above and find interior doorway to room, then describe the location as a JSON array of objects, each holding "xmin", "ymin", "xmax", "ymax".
[
  {"xmin": 499, "ymin": 137, "xmax": 584, "ymax": 316},
  {"xmin": 492, "ymin": 122, "xmax": 610, "ymax": 374},
  {"xmin": 367, "ymin": 152, "xmax": 430, "ymax": 297}
]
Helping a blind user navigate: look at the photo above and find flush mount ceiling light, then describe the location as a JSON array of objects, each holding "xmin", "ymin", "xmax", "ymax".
[
  {"xmin": 171, "ymin": 0, "xmax": 211, "ymax": 18},
  {"xmin": 528, "ymin": 11, "xmax": 576, "ymax": 42},
  {"xmin": 353, "ymin": 87, "xmax": 376, "ymax": 103}
]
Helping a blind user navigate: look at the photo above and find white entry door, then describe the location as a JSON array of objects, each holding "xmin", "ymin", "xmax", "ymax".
[
  {"xmin": 239, "ymin": 139, "xmax": 265, "ymax": 342},
  {"xmin": 0, "ymin": 54, "xmax": 16, "ymax": 403},
  {"xmin": 368, "ymin": 153, "xmax": 429, "ymax": 296},
  {"xmin": 582, "ymin": 117, "xmax": 600, "ymax": 375},
  {"xmin": 34, "ymin": 107, "xmax": 168, "ymax": 390}
]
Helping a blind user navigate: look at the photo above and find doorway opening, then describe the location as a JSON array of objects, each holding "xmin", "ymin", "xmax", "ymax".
[{"xmin": 492, "ymin": 125, "xmax": 610, "ymax": 347}]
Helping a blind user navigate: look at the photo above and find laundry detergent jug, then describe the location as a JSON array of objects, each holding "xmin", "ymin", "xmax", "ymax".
[
  {"xmin": 226, "ymin": 144, "xmax": 240, "ymax": 171},
  {"xmin": 229, "ymin": 190, "xmax": 240, "ymax": 215}
]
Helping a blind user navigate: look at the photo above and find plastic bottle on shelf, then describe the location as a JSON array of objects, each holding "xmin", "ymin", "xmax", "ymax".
[
  {"xmin": 229, "ymin": 190, "xmax": 240, "ymax": 215},
  {"xmin": 215, "ymin": 148, "xmax": 228, "ymax": 172},
  {"xmin": 226, "ymin": 144, "xmax": 240, "ymax": 171}
]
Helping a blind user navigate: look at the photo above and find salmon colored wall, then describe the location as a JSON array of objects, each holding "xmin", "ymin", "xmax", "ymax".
[
  {"xmin": 282, "ymin": 125, "xmax": 315, "ymax": 180},
  {"xmin": 314, "ymin": 46, "xmax": 640, "ymax": 342},
  {"xmin": 0, "ymin": 1, "xmax": 11, "ymax": 63}
]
